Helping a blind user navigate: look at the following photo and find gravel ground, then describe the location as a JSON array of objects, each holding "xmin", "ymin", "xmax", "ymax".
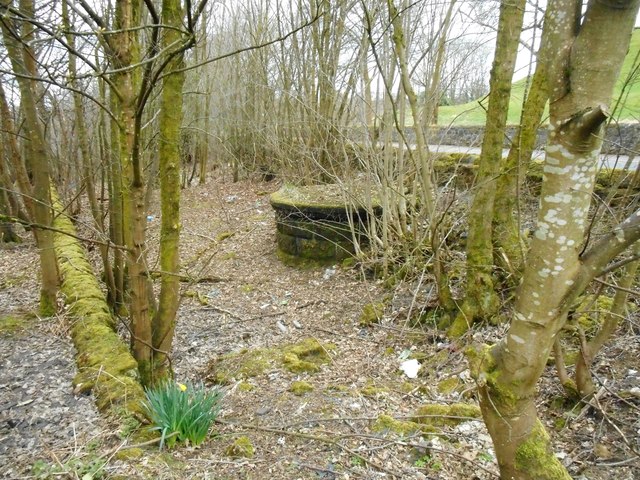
[{"xmin": 0, "ymin": 177, "xmax": 638, "ymax": 479}]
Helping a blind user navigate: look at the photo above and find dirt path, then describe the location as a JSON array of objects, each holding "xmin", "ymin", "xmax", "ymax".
[{"xmin": 1, "ymin": 177, "xmax": 638, "ymax": 479}]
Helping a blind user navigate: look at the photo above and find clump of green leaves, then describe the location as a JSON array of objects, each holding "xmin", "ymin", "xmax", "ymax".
[
  {"xmin": 32, "ymin": 454, "xmax": 106, "ymax": 479},
  {"xmin": 143, "ymin": 380, "xmax": 224, "ymax": 449}
]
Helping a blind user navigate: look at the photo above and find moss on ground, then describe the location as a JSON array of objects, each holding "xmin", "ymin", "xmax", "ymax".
[
  {"xmin": 360, "ymin": 382, "xmax": 389, "ymax": 398},
  {"xmin": 412, "ymin": 403, "xmax": 481, "ymax": 427},
  {"xmin": 437, "ymin": 377, "xmax": 461, "ymax": 395},
  {"xmin": 289, "ymin": 380, "xmax": 314, "ymax": 396},
  {"xmin": 372, "ymin": 414, "xmax": 433, "ymax": 436},
  {"xmin": 206, "ymin": 337, "xmax": 335, "ymax": 384},
  {"xmin": 359, "ymin": 302, "xmax": 385, "ymax": 326},
  {"xmin": 0, "ymin": 314, "xmax": 32, "ymax": 337},
  {"xmin": 225, "ymin": 436, "xmax": 255, "ymax": 458}
]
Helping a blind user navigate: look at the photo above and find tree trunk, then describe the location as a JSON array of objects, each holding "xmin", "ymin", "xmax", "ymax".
[
  {"xmin": 1, "ymin": 2, "xmax": 59, "ymax": 315},
  {"xmin": 493, "ymin": 5, "xmax": 553, "ymax": 278},
  {"xmin": 449, "ymin": 0, "xmax": 526, "ymax": 337},
  {"xmin": 109, "ymin": 0, "xmax": 154, "ymax": 383},
  {"xmin": 62, "ymin": 1, "xmax": 117, "ymax": 306},
  {"xmin": 0, "ymin": 83, "xmax": 34, "ymax": 216},
  {"xmin": 470, "ymin": 1, "xmax": 640, "ymax": 477},
  {"xmin": 0, "ymin": 175, "xmax": 20, "ymax": 242},
  {"xmin": 151, "ymin": 0, "xmax": 186, "ymax": 383}
]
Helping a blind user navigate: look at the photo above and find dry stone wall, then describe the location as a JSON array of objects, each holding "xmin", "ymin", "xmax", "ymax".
[{"xmin": 397, "ymin": 123, "xmax": 640, "ymax": 155}]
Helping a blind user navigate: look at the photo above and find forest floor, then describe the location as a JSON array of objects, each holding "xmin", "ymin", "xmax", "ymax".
[{"xmin": 1, "ymin": 174, "xmax": 639, "ymax": 479}]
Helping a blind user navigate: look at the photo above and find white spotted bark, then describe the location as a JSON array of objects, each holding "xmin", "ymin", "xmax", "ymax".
[{"xmin": 471, "ymin": 1, "xmax": 640, "ymax": 478}]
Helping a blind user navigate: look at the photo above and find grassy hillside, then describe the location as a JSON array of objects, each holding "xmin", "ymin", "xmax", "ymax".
[{"xmin": 437, "ymin": 28, "xmax": 640, "ymax": 126}]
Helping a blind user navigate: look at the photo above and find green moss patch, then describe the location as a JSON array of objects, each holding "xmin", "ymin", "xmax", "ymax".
[
  {"xmin": 289, "ymin": 380, "xmax": 314, "ymax": 396},
  {"xmin": 0, "ymin": 314, "xmax": 32, "ymax": 337},
  {"xmin": 515, "ymin": 420, "xmax": 571, "ymax": 479},
  {"xmin": 412, "ymin": 403, "xmax": 481, "ymax": 427},
  {"xmin": 571, "ymin": 294, "xmax": 614, "ymax": 337},
  {"xmin": 372, "ymin": 414, "xmax": 435, "ymax": 437},
  {"xmin": 436, "ymin": 377, "xmax": 461, "ymax": 395},
  {"xmin": 360, "ymin": 382, "xmax": 389, "ymax": 398},
  {"xmin": 226, "ymin": 436, "xmax": 255, "ymax": 458},
  {"xmin": 206, "ymin": 337, "xmax": 335, "ymax": 384},
  {"xmin": 282, "ymin": 337, "xmax": 334, "ymax": 373},
  {"xmin": 359, "ymin": 302, "xmax": 385, "ymax": 326},
  {"xmin": 216, "ymin": 231, "xmax": 235, "ymax": 242}
]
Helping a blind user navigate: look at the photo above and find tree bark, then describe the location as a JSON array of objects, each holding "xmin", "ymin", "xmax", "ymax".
[
  {"xmin": 62, "ymin": 0, "xmax": 117, "ymax": 306},
  {"xmin": 471, "ymin": 1, "xmax": 640, "ymax": 477},
  {"xmin": 1, "ymin": 1, "xmax": 59, "ymax": 315},
  {"xmin": 493, "ymin": 4, "xmax": 553, "ymax": 278},
  {"xmin": 151, "ymin": 0, "xmax": 186, "ymax": 383},
  {"xmin": 450, "ymin": 0, "xmax": 526, "ymax": 336}
]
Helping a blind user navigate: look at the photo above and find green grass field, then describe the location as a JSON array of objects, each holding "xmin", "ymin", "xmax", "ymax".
[{"xmin": 436, "ymin": 28, "xmax": 640, "ymax": 126}]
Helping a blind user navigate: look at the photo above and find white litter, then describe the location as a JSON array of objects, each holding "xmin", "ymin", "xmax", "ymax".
[{"xmin": 400, "ymin": 359, "xmax": 421, "ymax": 379}]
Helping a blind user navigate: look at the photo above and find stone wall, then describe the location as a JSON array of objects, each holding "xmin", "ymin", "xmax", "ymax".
[{"xmin": 397, "ymin": 123, "xmax": 640, "ymax": 155}]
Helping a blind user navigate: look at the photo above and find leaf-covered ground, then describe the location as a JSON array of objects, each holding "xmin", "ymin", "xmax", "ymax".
[{"xmin": 1, "ymin": 175, "xmax": 639, "ymax": 479}]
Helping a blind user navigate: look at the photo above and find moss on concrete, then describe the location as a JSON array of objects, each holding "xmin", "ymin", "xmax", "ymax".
[
  {"xmin": 270, "ymin": 184, "xmax": 381, "ymax": 215},
  {"xmin": 275, "ymin": 248, "xmax": 335, "ymax": 269}
]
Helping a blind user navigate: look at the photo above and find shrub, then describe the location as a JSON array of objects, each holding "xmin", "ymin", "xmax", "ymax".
[{"xmin": 143, "ymin": 380, "xmax": 224, "ymax": 449}]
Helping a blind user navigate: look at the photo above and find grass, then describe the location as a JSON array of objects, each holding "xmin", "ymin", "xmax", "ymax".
[{"xmin": 436, "ymin": 28, "xmax": 640, "ymax": 126}]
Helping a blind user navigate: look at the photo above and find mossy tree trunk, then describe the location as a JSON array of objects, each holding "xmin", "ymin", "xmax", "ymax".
[
  {"xmin": 0, "ymin": 176, "xmax": 20, "ymax": 243},
  {"xmin": 62, "ymin": 1, "xmax": 117, "ymax": 306},
  {"xmin": 1, "ymin": 0, "xmax": 59, "ymax": 315},
  {"xmin": 449, "ymin": 0, "xmax": 526, "ymax": 336},
  {"xmin": 470, "ymin": 1, "xmax": 640, "ymax": 477},
  {"xmin": 50, "ymin": 190, "xmax": 147, "ymax": 417},
  {"xmin": 108, "ymin": 0, "xmax": 154, "ymax": 383},
  {"xmin": 108, "ymin": 88, "xmax": 127, "ymax": 312},
  {"xmin": 492, "ymin": 5, "xmax": 554, "ymax": 278},
  {"xmin": 0, "ymin": 135, "xmax": 24, "ymax": 243},
  {"xmin": 151, "ymin": 0, "xmax": 186, "ymax": 383}
]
